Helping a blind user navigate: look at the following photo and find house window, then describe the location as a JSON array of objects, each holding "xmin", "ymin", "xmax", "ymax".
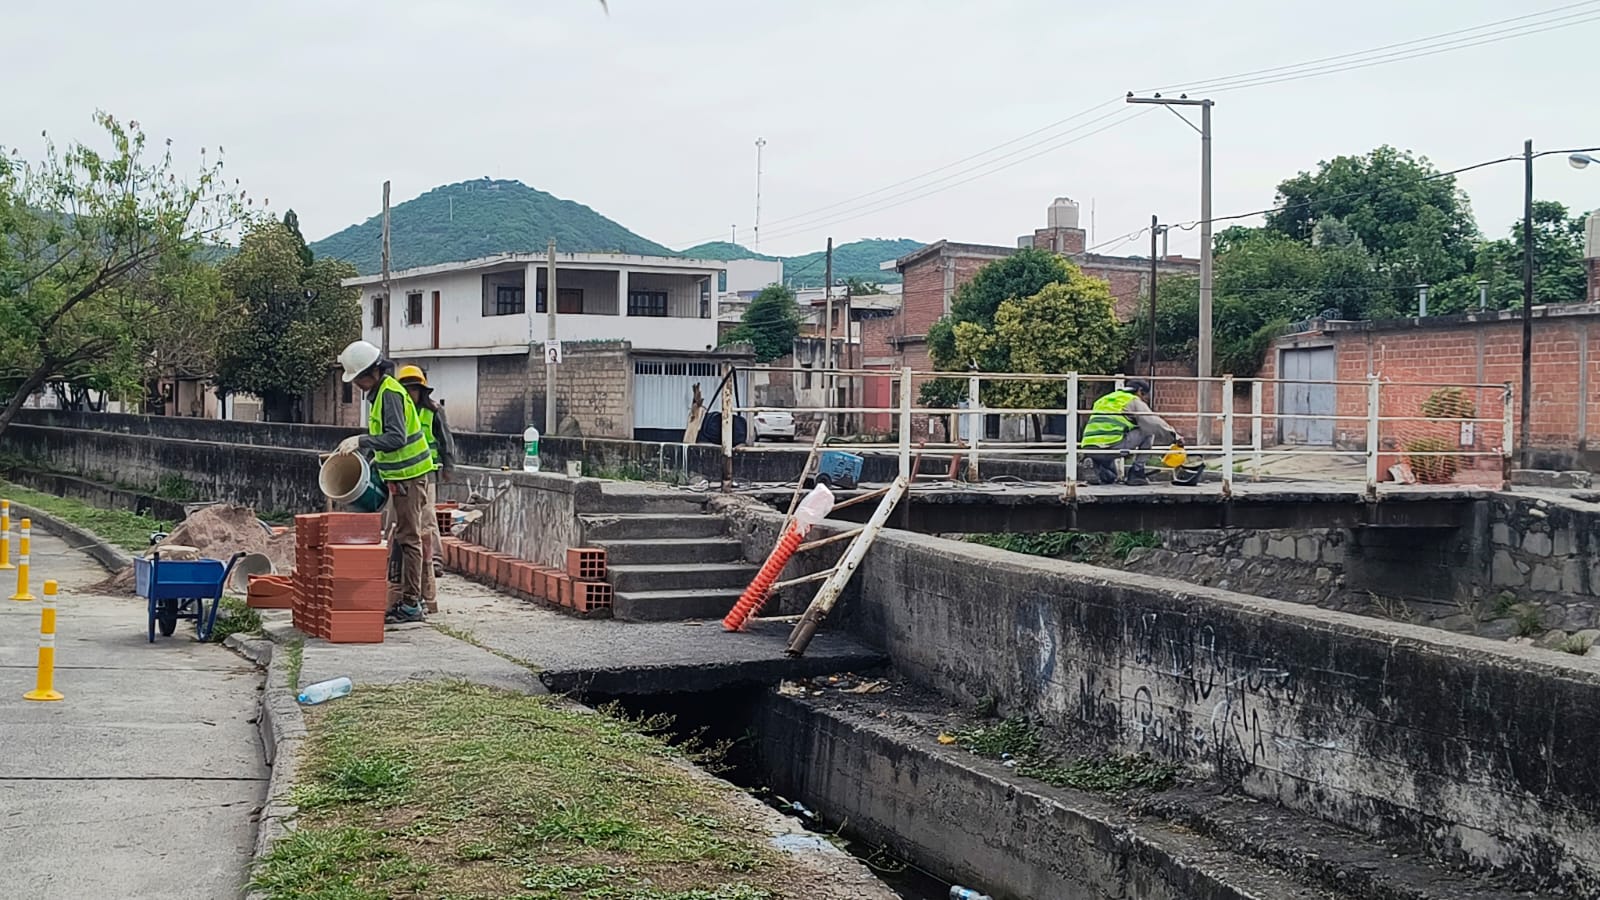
[
  {"xmin": 800, "ymin": 363, "xmax": 812, "ymax": 390},
  {"xmin": 405, "ymin": 292, "xmax": 423, "ymax": 326},
  {"xmin": 341, "ymin": 381, "xmax": 353, "ymax": 404},
  {"xmin": 493, "ymin": 285, "xmax": 525, "ymax": 316},
  {"xmin": 370, "ymin": 296, "xmax": 383, "ymax": 327},
  {"xmin": 628, "ymin": 290, "xmax": 668, "ymax": 317},
  {"xmin": 536, "ymin": 287, "xmax": 585, "ymax": 314}
]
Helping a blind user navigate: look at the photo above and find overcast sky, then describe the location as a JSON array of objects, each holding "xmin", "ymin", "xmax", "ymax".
[{"xmin": 6, "ymin": 0, "xmax": 1598, "ymax": 260}]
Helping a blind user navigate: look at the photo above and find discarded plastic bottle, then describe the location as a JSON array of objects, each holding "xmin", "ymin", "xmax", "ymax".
[
  {"xmin": 792, "ymin": 484, "xmax": 835, "ymax": 537},
  {"xmin": 297, "ymin": 677, "xmax": 352, "ymax": 705},
  {"xmin": 522, "ymin": 425, "xmax": 541, "ymax": 473},
  {"xmin": 949, "ymin": 888, "xmax": 992, "ymax": 900}
]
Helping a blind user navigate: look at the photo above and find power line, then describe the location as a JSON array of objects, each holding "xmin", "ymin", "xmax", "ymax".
[{"xmin": 677, "ymin": 2, "xmax": 1599, "ymax": 252}]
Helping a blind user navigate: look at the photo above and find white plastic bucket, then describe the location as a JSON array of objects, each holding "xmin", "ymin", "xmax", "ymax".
[
  {"xmin": 319, "ymin": 453, "xmax": 387, "ymax": 512},
  {"xmin": 228, "ymin": 553, "xmax": 275, "ymax": 593}
]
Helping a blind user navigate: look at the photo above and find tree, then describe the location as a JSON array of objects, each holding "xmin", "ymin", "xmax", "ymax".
[
  {"xmin": 843, "ymin": 276, "xmax": 883, "ymax": 296},
  {"xmin": 0, "ymin": 112, "xmax": 244, "ymax": 434},
  {"xmin": 213, "ymin": 221, "xmax": 360, "ymax": 421},
  {"xmin": 282, "ymin": 209, "xmax": 315, "ymax": 269},
  {"xmin": 1431, "ymin": 201, "xmax": 1589, "ymax": 314},
  {"xmin": 1265, "ymin": 145, "xmax": 1480, "ymax": 304},
  {"xmin": 722, "ymin": 284, "xmax": 799, "ymax": 363},
  {"xmin": 923, "ymin": 248, "xmax": 1073, "ymax": 414}
]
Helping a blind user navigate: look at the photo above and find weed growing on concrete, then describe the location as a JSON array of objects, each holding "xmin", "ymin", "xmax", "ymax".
[
  {"xmin": 1512, "ymin": 603, "xmax": 1545, "ymax": 637},
  {"xmin": 1559, "ymin": 635, "xmax": 1590, "ymax": 655},
  {"xmin": 285, "ymin": 639, "xmax": 304, "ymax": 692},
  {"xmin": 252, "ymin": 682, "xmax": 796, "ymax": 899},
  {"xmin": 1491, "ymin": 591, "xmax": 1519, "ymax": 619},
  {"xmin": 967, "ymin": 530, "xmax": 1160, "ymax": 562},
  {"xmin": 953, "ymin": 718, "xmax": 1178, "ymax": 793},
  {"xmin": 152, "ymin": 474, "xmax": 196, "ymax": 500},
  {"xmin": 209, "ymin": 596, "xmax": 261, "ymax": 643},
  {"xmin": 1367, "ymin": 592, "xmax": 1418, "ymax": 624}
]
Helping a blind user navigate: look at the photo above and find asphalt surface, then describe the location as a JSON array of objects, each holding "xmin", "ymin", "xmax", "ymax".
[{"xmin": 0, "ymin": 531, "xmax": 266, "ymax": 900}]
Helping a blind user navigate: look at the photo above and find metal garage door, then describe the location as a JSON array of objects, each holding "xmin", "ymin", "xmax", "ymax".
[
  {"xmin": 632, "ymin": 359, "xmax": 748, "ymax": 434},
  {"xmin": 1277, "ymin": 347, "xmax": 1336, "ymax": 445}
]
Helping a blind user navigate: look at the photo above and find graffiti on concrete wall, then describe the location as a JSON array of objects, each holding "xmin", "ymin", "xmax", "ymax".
[{"xmin": 1123, "ymin": 610, "xmax": 1299, "ymax": 778}]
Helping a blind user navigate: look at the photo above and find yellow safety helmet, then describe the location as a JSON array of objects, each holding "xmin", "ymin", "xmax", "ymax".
[{"xmin": 395, "ymin": 364, "xmax": 428, "ymax": 388}]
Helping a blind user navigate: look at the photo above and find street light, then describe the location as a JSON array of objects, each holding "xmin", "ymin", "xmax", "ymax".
[{"xmin": 1572, "ymin": 152, "xmax": 1600, "ymax": 169}]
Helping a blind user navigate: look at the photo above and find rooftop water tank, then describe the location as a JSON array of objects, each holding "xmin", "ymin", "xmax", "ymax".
[{"xmin": 1048, "ymin": 197, "xmax": 1080, "ymax": 230}]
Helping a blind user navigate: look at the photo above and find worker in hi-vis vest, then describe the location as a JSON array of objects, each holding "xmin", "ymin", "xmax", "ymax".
[
  {"xmin": 1078, "ymin": 380, "xmax": 1181, "ymax": 486},
  {"xmin": 335, "ymin": 340, "xmax": 433, "ymax": 623},
  {"xmin": 397, "ymin": 364, "xmax": 456, "ymax": 614}
]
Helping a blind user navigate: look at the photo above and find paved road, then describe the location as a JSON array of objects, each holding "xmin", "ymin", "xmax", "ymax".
[{"xmin": 0, "ymin": 531, "xmax": 265, "ymax": 900}]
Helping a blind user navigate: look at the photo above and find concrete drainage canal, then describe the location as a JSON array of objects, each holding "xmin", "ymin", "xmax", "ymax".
[{"xmin": 578, "ymin": 678, "xmax": 1216, "ymax": 900}]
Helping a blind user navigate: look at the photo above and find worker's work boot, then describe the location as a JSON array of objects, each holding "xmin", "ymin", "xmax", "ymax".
[
  {"xmin": 1122, "ymin": 463, "xmax": 1151, "ymax": 487},
  {"xmin": 385, "ymin": 603, "xmax": 426, "ymax": 625},
  {"xmin": 1092, "ymin": 459, "xmax": 1120, "ymax": 485}
]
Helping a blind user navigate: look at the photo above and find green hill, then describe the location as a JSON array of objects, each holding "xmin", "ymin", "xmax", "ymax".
[
  {"xmin": 680, "ymin": 237, "xmax": 922, "ymax": 287},
  {"xmin": 308, "ymin": 180, "xmax": 923, "ymax": 286},
  {"xmin": 310, "ymin": 179, "xmax": 673, "ymax": 273}
]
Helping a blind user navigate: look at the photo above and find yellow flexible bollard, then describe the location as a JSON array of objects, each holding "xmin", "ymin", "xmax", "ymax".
[
  {"xmin": 24, "ymin": 580, "xmax": 62, "ymax": 702},
  {"xmin": 0, "ymin": 499, "xmax": 13, "ymax": 570},
  {"xmin": 11, "ymin": 518, "xmax": 36, "ymax": 601}
]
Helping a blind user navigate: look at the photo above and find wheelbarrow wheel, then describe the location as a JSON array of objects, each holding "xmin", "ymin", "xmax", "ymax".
[{"xmin": 157, "ymin": 599, "xmax": 179, "ymax": 637}]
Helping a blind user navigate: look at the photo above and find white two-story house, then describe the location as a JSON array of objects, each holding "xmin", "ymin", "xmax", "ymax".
[{"xmin": 344, "ymin": 252, "xmax": 736, "ymax": 436}]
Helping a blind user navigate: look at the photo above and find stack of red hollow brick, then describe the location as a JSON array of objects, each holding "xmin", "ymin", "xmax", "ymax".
[
  {"xmin": 440, "ymin": 536, "xmax": 613, "ymax": 616},
  {"xmin": 290, "ymin": 512, "xmax": 387, "ymax": 643}
]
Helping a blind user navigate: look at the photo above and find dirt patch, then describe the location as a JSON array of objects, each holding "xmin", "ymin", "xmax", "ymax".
[{"xmin": 92, "ymin": 504, "xmax": 297, "ymax": 595}]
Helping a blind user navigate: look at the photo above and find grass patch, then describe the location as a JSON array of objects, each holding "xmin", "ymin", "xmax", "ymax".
[
  {"xmin": 252, "ymin": 682, "xmax": 794, "ymax": 900},
  {"xmin": 954, "ymin": 718, "xmax": 1179, "ymax": 793},
  {"xmin": 209, "ymin": 595, "xmax": 263, "ymax": 643},
  {"xmin": 0, "ymin": 479, "xmax": 171, "ymax": 551}
]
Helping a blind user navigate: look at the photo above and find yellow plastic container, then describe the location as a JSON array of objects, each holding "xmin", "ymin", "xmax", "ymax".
[{"xmin": 1161, "ymin": 444, "xmax": 1187, "ymax": 468}]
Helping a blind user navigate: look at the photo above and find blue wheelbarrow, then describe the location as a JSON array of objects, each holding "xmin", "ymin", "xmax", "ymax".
[{"xmin": 135, "ymin": 551, "xmax": 246, "ymax": 643}]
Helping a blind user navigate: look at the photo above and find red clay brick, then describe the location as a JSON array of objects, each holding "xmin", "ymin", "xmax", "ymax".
[
  {"xmin": 324, "ymin": 544, "xmax": 388, "ymax": 579},
  {"xmin": 329, "ymin": 576, "xmax": 387, "ymax": 611},
  {"xmin": 327, "ymin": 610, "xmax": 385, "ymax": 644},
  {"xmin": 573, "ymin": 581, "xmax": 613, "ymax": 616},
  {"xmin": 324, "ymin": 512, "xmax": 383, "ymax": 545},
  {"xmin": 566, "ymin": 547, "xmax": 607, "ymax": 582}
]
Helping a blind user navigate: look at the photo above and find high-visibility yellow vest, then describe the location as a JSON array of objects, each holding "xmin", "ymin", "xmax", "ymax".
[
  {"xmin": 418, "ymin": 406, "xmax": 440, "ymax": 470},
  {"xmin": 369, "ymin": 377, "xmax": 433, "ymax": 482},
  {"xmin": 1079, "ymin": 390, "xmax": 1138, "ymax": 448}
]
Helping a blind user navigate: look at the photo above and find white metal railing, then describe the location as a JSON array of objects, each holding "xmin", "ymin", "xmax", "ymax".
[{"xmin": 727, "ymin": 366, "xmax": 1515, "ymax": 497}]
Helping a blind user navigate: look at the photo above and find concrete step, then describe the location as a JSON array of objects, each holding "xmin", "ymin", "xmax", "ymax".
[
  {"xmin": 608, "ymin": 562, "xmax": 758, "ymax": 594},
  {"xmin": 612, "ymin": 588, "xmax": 744, "ymax": 622},
  {"xmin": 592, "ymin": 537, "xmax": 745, "ymax": 566},
  {"xmin": 586, "ymin": 485, "xmax": 709, "ymax": 515},
  {"xmin": 579, "ymin": 513, "xmax": 728, "ymax": 541}
]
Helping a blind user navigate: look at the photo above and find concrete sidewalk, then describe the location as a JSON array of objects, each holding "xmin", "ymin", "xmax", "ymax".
[{"xmin": 0, "ymin": 531, "xmax": 266, "ymax": 900}]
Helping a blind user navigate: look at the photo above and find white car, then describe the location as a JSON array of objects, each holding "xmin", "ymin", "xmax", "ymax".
[{"xmin": 753, "ymin": 410, "xmax": 796, "ymax": 441}]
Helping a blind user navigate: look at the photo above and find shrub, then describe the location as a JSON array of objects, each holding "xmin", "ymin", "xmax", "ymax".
[{"xmin": 1404, "ymin": 436, "xmax": 1459, "ymax": 483}]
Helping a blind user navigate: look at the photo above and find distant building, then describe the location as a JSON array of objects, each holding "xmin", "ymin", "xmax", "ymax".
[{"xmin": 333, "ymin": 252, "xmax": 749, "ymax": 438}]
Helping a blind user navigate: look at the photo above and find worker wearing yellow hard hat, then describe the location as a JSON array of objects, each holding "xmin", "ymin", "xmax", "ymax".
[{"xmin": 395, "ymin": 364, "xmax": 456, "ymax": 613}]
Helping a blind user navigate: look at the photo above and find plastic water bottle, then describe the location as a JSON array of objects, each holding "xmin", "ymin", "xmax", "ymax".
[
  {"xmin": 297, "ymin": 677, "xmax": 352, "ymax": 705},
  {"xmin": 949, "ymin": 888, "xmax": 992, "ymax": 900},
  {"xmin": 793, "ymin": 484, "xmax": 835, "ymax": 537},
  {"xmin": 522, "ymin": 425, "xmax": 541, "ymax": 473}
]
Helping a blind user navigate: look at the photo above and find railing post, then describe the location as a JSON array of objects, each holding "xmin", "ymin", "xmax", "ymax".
[
  {"xmin": 1502, "ymin": 381, "xmax": 1516, "ymax": 490},
  {"xmin": 721, "ymin": 363, "xmax": 735, "ymax": 493},
  {"xmin": 966, "ymin": 374, "xmax": 981, "ymax": 482},
  {"xmin": 1250, "ymin": 380, "xmax": 1263, "ymax": 481},
  {"xmin": 1221, "ymin": 375, "xmax": 1235, "ymax": 497},
  {"xmin": 897, "ymin": 366, "xmax": 913, "ymax": 481},
  {"xmin": 1065, "ymin": 372, "xmax": 1080, "ymax": 499},
  {"xmin": 1365, "ymin": 373, "xmax": 1380, "ymax": 498}
]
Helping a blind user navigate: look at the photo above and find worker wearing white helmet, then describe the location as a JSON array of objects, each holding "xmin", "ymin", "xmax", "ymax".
[{"xmin": 335, "ymin": 340, "xmax": 431, "ymax": 623}]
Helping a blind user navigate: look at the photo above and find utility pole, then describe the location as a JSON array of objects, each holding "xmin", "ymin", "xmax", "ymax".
[
  {"xmin": 380, "ymin": 181, "xmax": 391, "ymax": 359},
  {"xmin": 754, "ymin": 138, "xmax": 766, "ymax": 252},
  {"xmin": 1126, "ymin": 93, "xmax": 1213, "ymax": 441},
  {"xmin": 1521, "ymin": 138, "xmax": 1534, "ymax": 468},
  {"xmin": 1148, "ymin": 215, "xmax": 1159, "ymax": 388},
  {"xmin": 824, "ymin": 238, "xmax": 835, "ymax": 371},
  {"xmin": 546, "ymin": 238, "xmax": 558, "ymax": 436}
]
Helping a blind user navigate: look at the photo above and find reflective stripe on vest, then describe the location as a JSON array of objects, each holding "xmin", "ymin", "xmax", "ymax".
[
  {"xmin": 418, "ymin": 406, "xmax": 441, "ymax": 470},
  {"xmin": 369, "ymin": 377, "xmax": 433, "ymax": 481},
  {"xmin": 1079, "ymin": 390, "xmax": 1138, "ymax": 448}
]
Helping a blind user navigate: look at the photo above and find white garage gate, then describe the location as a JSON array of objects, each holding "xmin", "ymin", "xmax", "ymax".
[{"xmin": 632, "ymin": 358, "xmax": 748, "ymax": 440}]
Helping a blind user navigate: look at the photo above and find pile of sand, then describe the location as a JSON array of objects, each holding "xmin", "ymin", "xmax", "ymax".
[{"xmin": 94, "ymin": 504, "xmax": 297, "ymax": 595}]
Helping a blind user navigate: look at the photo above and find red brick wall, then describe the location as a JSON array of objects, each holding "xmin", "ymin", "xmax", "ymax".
[{"xmin": 899, "ymin": 257, "xmax": 947, "ymax": 339}]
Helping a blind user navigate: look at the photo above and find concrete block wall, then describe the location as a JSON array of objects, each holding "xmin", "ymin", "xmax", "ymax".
[
  {"xmin": 838, "ymin": 528, "xmax": 1600, "ymax": 893},
  {"xmin": 475, "ymin": 341, "xmax": 632, "ymax": 437}
]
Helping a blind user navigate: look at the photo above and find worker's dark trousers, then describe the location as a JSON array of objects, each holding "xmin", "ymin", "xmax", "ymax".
[
  {"xmin": 383, "ymin": 475, "xmax": 429, "ymax": 611},
  {"xmin": 1088, "ymin": 427, "xmax": 1157, "ymax": 482}
]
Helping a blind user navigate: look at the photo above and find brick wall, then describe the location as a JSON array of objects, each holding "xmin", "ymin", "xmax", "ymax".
[
  {"xmin": 1266, "ymin": 306, "xmax": 1600, "ymax": 463},
  {"xmin": 475, "ymin": 341, "xmax": 633, "ymax": 438}
]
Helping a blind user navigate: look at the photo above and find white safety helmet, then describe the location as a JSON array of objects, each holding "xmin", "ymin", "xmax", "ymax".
[{"xmin": 338, "ymin": 340, "xmax": 382, "ymax": 383}]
